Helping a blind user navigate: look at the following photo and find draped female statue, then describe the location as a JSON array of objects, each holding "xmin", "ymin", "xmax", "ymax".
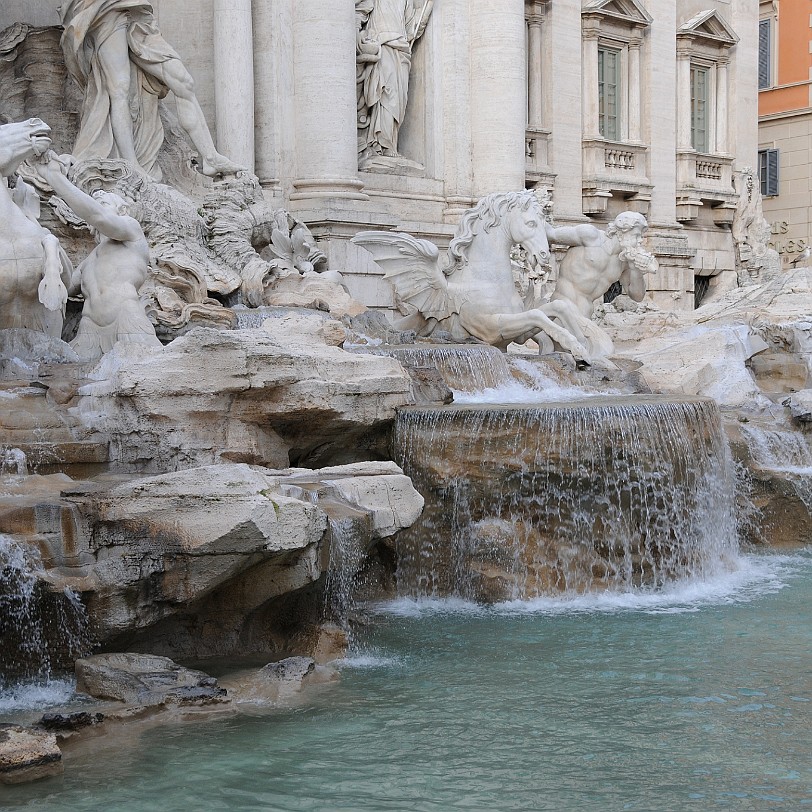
[
  {"xmin": 356, "ymin": 0, "xmax": 433, "ymax": 166},
  {"xmin": 59, "ymin": 1, "xmax": 240, "ymax": 178}
]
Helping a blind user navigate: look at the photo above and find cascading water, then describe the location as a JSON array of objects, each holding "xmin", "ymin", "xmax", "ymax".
[
  {"xmin": 355, "ymin": 344, "xmax": 513, "ymax": 392},
  {"xmin": 278, "ymin": 483, "xmax": 372, "ymax": 634},
  {"xmin": 740, "ymin": 425, "xmax": 812, "ymax": 513},
  {"xmin": 0, "ymin": 534, "xmax": 90, "ymax": 689},
  {"xmin": 323, "ymin": 510, "xmax": 373, "ymax": 632},
  {"xmin": 393, "ymin": 396, "xmax": 739, "ymax": 602}
]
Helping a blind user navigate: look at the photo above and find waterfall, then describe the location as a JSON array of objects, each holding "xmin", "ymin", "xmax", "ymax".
[
  {"xmin": 354, "ymin": 345, "xmax": 513, "ymax": 392},
  {"xmin": 0, "ymin": 447, "xmax": 28, "ymax": 476},
  {"xmin": 393, "ymin": 396, "xmax": 739, "ymax": 601},
  {"xmin": 740, "ymin": 425, "xmax": 812, "ymax": 512},
  {"xmin": 323, "ymin": 511, "xmax": 373, "ymax": 633},
  {"xmin": 278, "ymin": 483, "xmax": 372, "ymax": 633},
  {"xmin": 0, "ymin": 535, "xmax": 90, "ymax": 687}
]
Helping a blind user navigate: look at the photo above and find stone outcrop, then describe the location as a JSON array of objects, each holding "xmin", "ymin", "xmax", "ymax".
[
  {"xmin": 0, "ymin": 725, "xmax": 62, "ymax": 785},
  {"xmin": 75, "ymin": 654, "xmax": 227, "ymax": 706},
  {"xmin": 221, "ymin": 656, "xmax": 339, "ymax": 703},
  {"xmin": 603, "ymin": 269, "xmax": 812, "ymax": 414},
  {"xmin": 0, "ymin": 461, "xmax": 423, "ymax": 664},
  {"xmin": 73, "ymin": 317, "xmax": 413, "ymax": 471}
]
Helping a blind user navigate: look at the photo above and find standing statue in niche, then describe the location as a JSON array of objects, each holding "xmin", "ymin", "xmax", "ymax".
[
  {"xmin": 356, "ymin": 0, "xmax": 434, "ymax": 166},
  {"xmin": 58, "ymin": 1, "xmax": 241, "ymax": 179},
  {"xmin": 40, "ymin": 151, "xmax": 161, "ymax": 361}
]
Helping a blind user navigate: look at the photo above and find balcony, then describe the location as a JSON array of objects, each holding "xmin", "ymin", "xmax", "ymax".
[
  {"xmin": 525, "ymin": 128, "xmax": 555, "ymax": 188},
  {"xmin": 676, "ymin": 151, "xmax": 736, "ymax": 222},
  {"xmin": 581, "ymin": 139, "xmax": 652, "ymax": 215}
]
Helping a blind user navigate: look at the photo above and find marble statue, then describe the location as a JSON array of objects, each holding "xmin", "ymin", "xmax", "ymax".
[
  {"xmin": 0, "ymin": 118, "xmax": 72, "ymax": 337},
  {"xmin": 732, "ymin": 168, "xmax": 781, "ymax": 286},
  {"xmin": 547, "ymin": 212, "xmax": 659, "ymax": 319},
  {"xmin": 58, "ymin": 0, "xmax": 241, "ymax": 179},
  {"xmin": 356, "ymin": 0, "xmax": 433, "ymax": 166},
  {"xmin": 533, "ymin": 212, "xmax": 658, "ymax": 359},
  {"xmin": 353, "ymin": 190, "xmax": 592, "ymax": 361},
  {"xmin": 40, "ymin": 151, "xmax": 161, "ymax": 360}
]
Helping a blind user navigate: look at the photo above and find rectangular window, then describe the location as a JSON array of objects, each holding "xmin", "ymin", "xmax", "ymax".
[
  {"xmin": 690, "ymin": 65, "xmax": 710, "ymax": 153},
  {"xmin": 759, "ymin": 148, "xmax": 779, "ymax": 196},
  {"xmin": 758, "ymin": 19, "xmax": 772, "ymax": 90},
  {"xmin": 598, "ymin": 47, "xmax": 621, "ymax": 141}
]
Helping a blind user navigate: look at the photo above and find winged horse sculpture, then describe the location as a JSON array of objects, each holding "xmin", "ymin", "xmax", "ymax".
[{"xmin": 353, "ymin": 190, "xmax": 604, "ymax": 364}]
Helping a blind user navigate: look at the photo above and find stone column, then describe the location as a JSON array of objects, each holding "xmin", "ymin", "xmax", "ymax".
[
  {"xmin": 290, "ymin": 0, "xmax": 366, "ymax": 201},
  {"xmin": 582, "ymin": 17, "xmax": 601, "ymax": 141},
  {"xmin": 628, "ymin": 34, "xmax": 642, "ymax": 142},
  {"xmin": 676, "ymin": 38, "xmax": 693, "ymax": 151},
  {"xmin": 469, "ymin": 0, "xmax": 527, "ymax": 195},
  {"xmin": 213, "ymin": 0, "xmax": 255, "ymax": 171},
  {"xmin": 527, "ymin": 2, "xmax": 545, "ymax": 130},
  {"xmin": 715, "ymin": 55, "xmax": 730, "ymax": 154}
]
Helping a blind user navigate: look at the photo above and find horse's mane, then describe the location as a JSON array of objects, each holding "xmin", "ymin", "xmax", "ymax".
[{"xmin": 445, "ymin": 190, "xmax": 539, "ymax": 275}]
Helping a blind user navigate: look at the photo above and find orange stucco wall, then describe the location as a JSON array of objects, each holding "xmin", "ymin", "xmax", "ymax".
[{"xmin": 759, "ymin": 1, "xmax": 812, "ymax": 116}]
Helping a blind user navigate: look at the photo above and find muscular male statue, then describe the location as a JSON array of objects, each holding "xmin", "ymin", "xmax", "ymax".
[
  {"xmin": 546, "ymin": 211, "xmax": 658, "ymax": 317},
  {"xmin": 40, "ymin": 153, "xmax": 161, "ymax": 361},
  {"xmin": 58, "ymin": 0, "xmax": 241, "ymax": 178}
]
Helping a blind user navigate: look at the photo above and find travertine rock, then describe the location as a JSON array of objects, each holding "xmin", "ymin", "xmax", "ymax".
[
  {"xmin": 783, "ymin": 390, "xmax": 812, "ymax": 423},
  {"xmin": 74, "ymin": 325, "xmax": 413, "ymax": 471},
  {"xmin": 75, "ymin": 653, "xmax": 226, "ymax": 705},
  {"xmin": 0, "ymin": 328, "xmax": 78, "ymax": 380},
  {"xmin": 1, "ymin": 461, "xmax": 423, "ymax": 662},
  {"xmin": 74, "ymin": 464, "xmax": 327, "ymax": 640},
  {"xmin": 0, "ymin": 725, "xmax": 62, "ymax": 785}
]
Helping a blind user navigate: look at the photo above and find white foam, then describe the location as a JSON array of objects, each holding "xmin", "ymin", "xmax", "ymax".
[
  {"xmin": 333, "ymin": 652, "xmax": 406, "ymax": 669},
  {"xmin": 453, "ymin": 357, "xmax": 612, "ymax": 404},
  {"xmin": 373, "ymin": 552, "xmax": 810, "ymax": 618},
  {"xmin": 0, "ymin": 678, "xmax": 76, "ymax": 713}
]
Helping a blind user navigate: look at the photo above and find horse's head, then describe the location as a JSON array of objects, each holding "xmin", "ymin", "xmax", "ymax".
[
  {"xmin": 0, "ymin": 118, "xmax": 52, "ymax": 177},
  {"xmin": 447, "ymin": 189, "xmax": 551, "ymax": 275},
  {"xmin": 503, "ymin": 191, "xmax": 550, "ymax": 273}
]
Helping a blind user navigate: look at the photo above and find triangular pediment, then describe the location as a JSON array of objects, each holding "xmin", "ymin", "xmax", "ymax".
[
  {"xmin": 678, "ymin": 10, "xmax": 739, "ymax": 45},
  {"xmin": 582, "ymin": 0, "xmax": 653, "ymax": 27}
]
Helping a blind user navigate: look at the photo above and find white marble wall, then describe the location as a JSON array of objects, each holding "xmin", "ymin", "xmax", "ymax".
[{"xmin": 0, "ymin": 0, "xmax": 759, "ymax": 314}]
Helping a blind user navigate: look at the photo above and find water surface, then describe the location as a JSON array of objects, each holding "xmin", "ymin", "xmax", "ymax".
[{"xmin": 3, "ymin": 551, "xmax": 811, "ymax": 812}]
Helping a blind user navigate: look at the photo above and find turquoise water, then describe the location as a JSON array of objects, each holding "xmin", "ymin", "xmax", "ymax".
[{"xmin": 4, "ymin": 551, "xmax": 811, "ymax": 812}]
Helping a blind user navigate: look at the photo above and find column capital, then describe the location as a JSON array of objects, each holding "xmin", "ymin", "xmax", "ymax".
[
  {"xmin": 675, "ymin": 38, "xmax": 694, "ymax": 59},
  {"xmin": 582, "ymin": 16, "xmax": 602, "ymax": 40}
]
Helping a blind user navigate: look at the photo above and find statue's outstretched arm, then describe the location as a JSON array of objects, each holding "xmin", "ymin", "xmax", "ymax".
[{"xmin": 41, "ymin": 156, "xmax": 141, "ymax": 243}]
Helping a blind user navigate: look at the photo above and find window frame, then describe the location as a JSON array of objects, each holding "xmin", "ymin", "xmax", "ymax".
[
  {"xmin": 598, "ymin": 45, "xmax": 623, "ymax": 141},
  {"xmin": 759, "ymin": 148, "xmax": 779, "ymax": 197},
  {"xmin": 690, "ymin": 63, "xmax": 712, "ymax": 154}
]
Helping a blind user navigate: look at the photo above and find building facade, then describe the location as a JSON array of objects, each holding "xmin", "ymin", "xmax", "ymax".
[
  {"xmin": 758, "ymin": 0, "xmax": 812, "ymax": 265},
  {"xmin": 1, "ymin": 0, "xmax": 758, "ymax": 312}
]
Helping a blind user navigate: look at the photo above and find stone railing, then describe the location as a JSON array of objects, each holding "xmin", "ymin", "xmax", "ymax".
[
  {"xmin": 525, "ymin": 127, "xmax": 555, "ymax": 187},
  {"xmin": 676, "ymin": 151, "xmax": 736, "ymax": 222},
  {"xmin": 581, "ymin": 139, "xmax": 651, "ymax": 215},
  {"xmin": 603, "ymin": 146, "xmax": 638, "ymax": 172}
]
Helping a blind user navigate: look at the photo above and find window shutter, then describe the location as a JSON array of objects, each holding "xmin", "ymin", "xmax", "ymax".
[
  {"xmin": 760, "ymin": 148, "xmax": 779, "ymax": 196},
  {"xmin": 766, "ymin": 148, "xmax": 779, "ymax": 196},
  {"xmin": 759, "ymin": 20, "xmax": 771, "ymax": 89}
]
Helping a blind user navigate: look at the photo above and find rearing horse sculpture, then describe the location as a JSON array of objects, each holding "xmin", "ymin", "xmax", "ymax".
[{"xmin": 353, "ymin": 190, "xmax": 591, "ymax": 362}]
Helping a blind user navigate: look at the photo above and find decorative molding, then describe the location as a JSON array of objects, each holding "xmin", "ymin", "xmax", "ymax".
[
  {"xmin": 677, "ymin": 10, "xmax": 739, "ymax": 46},
  {"xmin": 581, "ymin": 0, "xmax": 653, "ymax": 29}
]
